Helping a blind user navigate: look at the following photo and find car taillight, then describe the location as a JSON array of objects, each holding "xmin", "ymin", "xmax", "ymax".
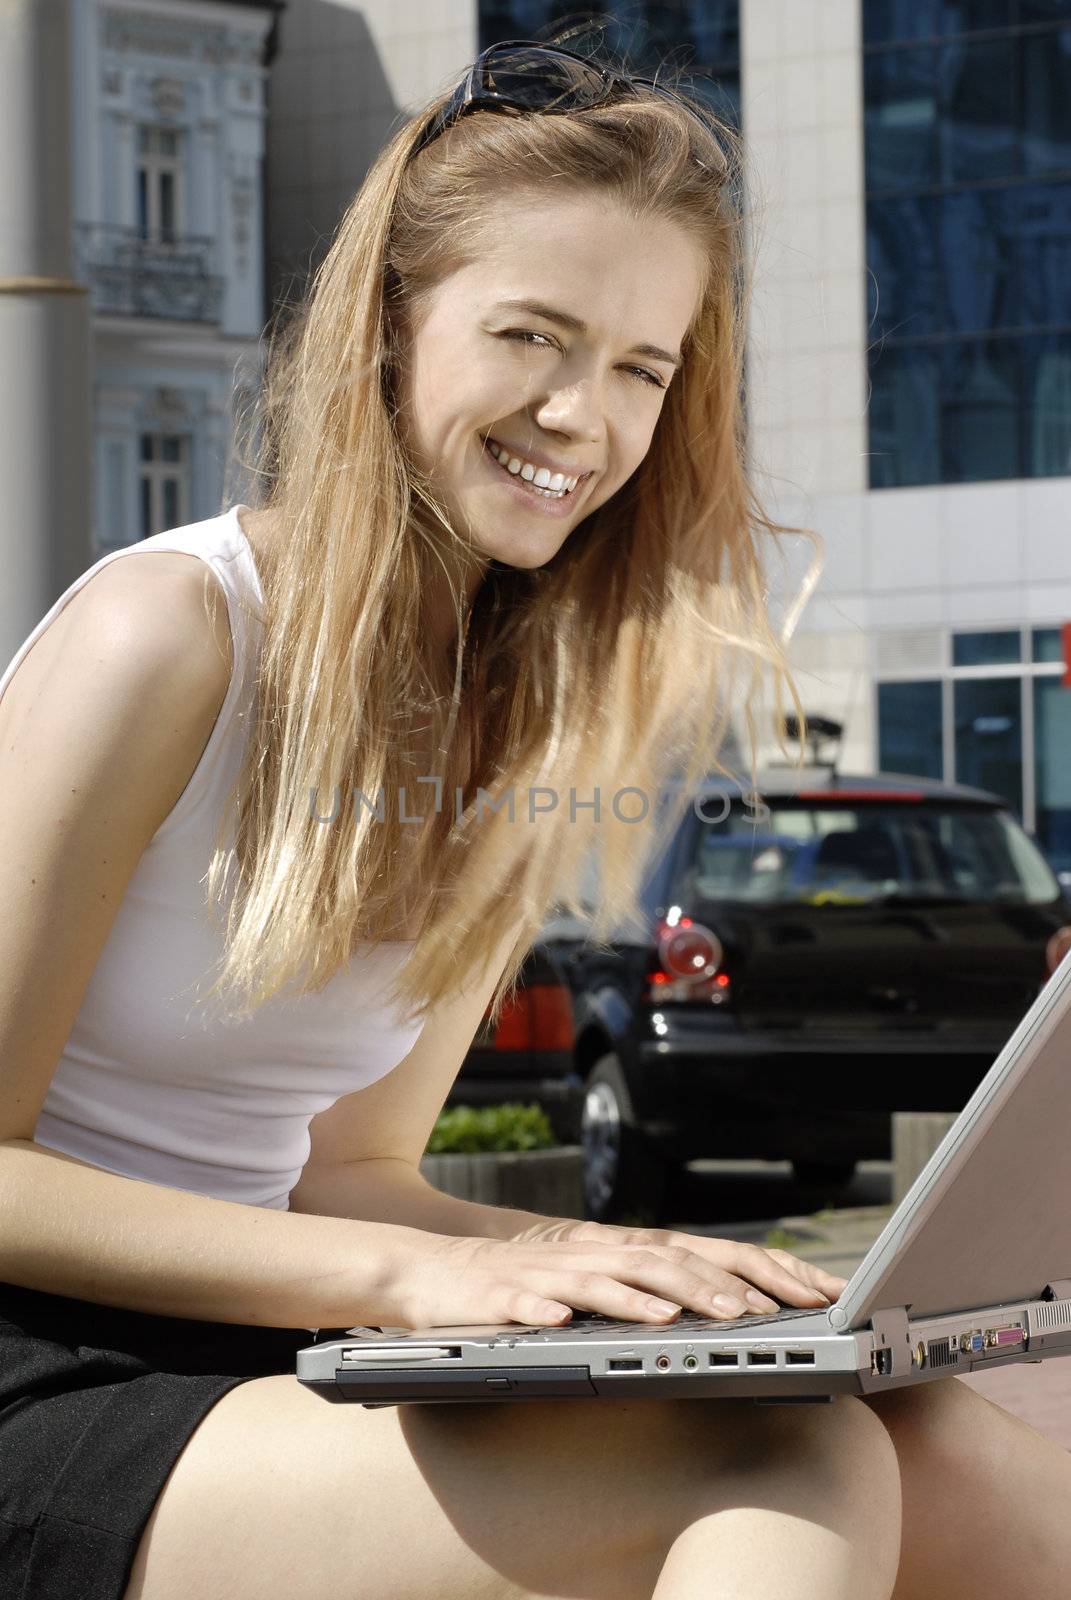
[
  {"xmin": 644, "ymin": 918, "xmax": 731, "ymax": 1004},
  {"xmin": 477, "ymin": 983, "xmax": 575, "ymax": 1051},
  {"xmin": 1045, "ymin": 926, "xmax": 1071, "ymax": 978}
]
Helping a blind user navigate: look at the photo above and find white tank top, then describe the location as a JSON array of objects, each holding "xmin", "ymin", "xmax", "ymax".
[{"xmin": 1, "ymin": 505, "xmax": 425, "ymax": 1211}]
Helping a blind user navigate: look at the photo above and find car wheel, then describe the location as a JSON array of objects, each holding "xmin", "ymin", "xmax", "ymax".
[
  {"xmin": 580, "ymin": 1054, "xmax": 674, "ymax": 1226},
  {"xmin": 791, "ymin": 1158, "xmax": 857, "ymax": 1193}
]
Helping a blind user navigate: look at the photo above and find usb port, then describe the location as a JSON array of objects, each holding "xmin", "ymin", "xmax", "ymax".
[
  {"xmin": 709, "ymin": 1352, "xmax": 739, "ymax": 1367},
  {"xmin": 747, "ymin": 1351, "xmax": 777, "ymax": 1366},
  {"xmin": 607, "ymin": 1358, "xmax": 643, "ymax": 1372},
  {"xmin": 785, "ymin": 1350, "xmax": 816, "ymax": 1365}
]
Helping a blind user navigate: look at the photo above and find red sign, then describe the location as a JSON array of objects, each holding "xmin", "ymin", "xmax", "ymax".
[{"xmin": 1064, "ymin": 622, "xmax": 1071, "ymax": 688}]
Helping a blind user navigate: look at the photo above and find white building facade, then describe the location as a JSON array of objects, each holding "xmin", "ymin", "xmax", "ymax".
[{"xmin": 71, "ymin": 0, "xmax": 276, "ymax": 553}]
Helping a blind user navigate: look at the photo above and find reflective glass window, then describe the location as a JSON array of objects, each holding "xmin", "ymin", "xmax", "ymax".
[
  {"xmin": 867, "ymin": 195, "xmax": 941, "ymax": 340},
  {"xmin": 999, "ymin": 184, "xmax": 1071, "ymax": 330},
  {"xmin": 937, "ymin": 37, "xmax": 1018, "ymax": 184},
  {"xmin": 941, "ymin": 336, "xmax": 1021, "ymax": 481},
  {"xmin": 954, "ymin": 676, "xmax": 1023, "ymax": 813},
  {"xmin": 1021, "ymin": 332, "xmax": 1071, "ymax": 475},
  {"xmin": 1021, "ymin": 27, "xmax": 1071, "ymax": 174},
  {"xmin": 863, "ymin": 0, "xmax": 945, "ymax": 45},
  {"xmin": 868, "ymin": 346, "xmax": 942, "ymax": 486},
  {"xmin": 1032, "ymin": 627, "xmax": 1064, "ymax": 662},
  {"xmin": 952, "ymin": 630, "xmax": 1021, "ymax": 665},
  {"xmin": 864, "ymin": 5, "xmax": 1071, "ymax": 486},
  {"xmin": 1034, "ymin": 673, "xmax": 1071, "ymax": 875},
  {"xmin": 878, "ymin": 680, "xmax": 944, "ymax": 778},
  {"xmin": 864, "ymin": 46, "xmax": 939, "ymax": 188}
]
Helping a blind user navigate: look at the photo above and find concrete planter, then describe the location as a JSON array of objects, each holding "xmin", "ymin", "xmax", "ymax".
[{"xmin": 419, "ymin": 1145, "xmax": 585, "ymax": 1218}]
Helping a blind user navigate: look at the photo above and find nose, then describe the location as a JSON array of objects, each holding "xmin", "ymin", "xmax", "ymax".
[{"xmin": 531, "ymin": 376, "xmax": 606, "ymax": 456}]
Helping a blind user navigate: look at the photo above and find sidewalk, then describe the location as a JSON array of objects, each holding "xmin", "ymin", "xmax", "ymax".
[{"xmin": 737, "ymin": 1203, "xmax": 1071, "ymax": 1451}]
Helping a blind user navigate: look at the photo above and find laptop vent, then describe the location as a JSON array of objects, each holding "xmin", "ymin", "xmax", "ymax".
[
  {"xmin": 1032, "ymin": 1299, "xmax": 1071, "ymax": 1332},
  {"xmin": 927, "ymin": 1339, "xmax": 958, "ymax": 1370}
]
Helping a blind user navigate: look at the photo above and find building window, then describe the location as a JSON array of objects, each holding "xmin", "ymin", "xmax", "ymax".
[
  {"xmin": 864, "ymin": 2, "xmax": 1071, "ymax": 488},
  {"xmin": 139, "ymin": 433, "xmax": 190, "ymax": 537},
  {"xmin": 476, "ymin": 2, "xmax": 742, "ymax": 132},
  {"xmin": 875, "ymin": 624, "xmax": 1071, "ymax": 876},
  {"xmin": 137, "ymin": 126, "xmax": 185, "ymax": 243},
  {"xmin": 877, "ymin": 680, "xmax": 944, "ymax": 778}
]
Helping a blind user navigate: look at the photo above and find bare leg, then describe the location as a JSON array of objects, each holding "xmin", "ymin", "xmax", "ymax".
[
  {"xmin": 862, "ymin": 1374, "xmax": 1071, "ymax": 1600},
  {"xmin": 124, "ymin": 1378, "xmax": 902, "ymax": 1600},
  {"xmin": 651, "ymin": 1396, "xmax": 902, "ymax": 1600}
]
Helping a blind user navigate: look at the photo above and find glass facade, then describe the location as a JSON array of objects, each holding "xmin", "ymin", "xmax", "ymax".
[
  {"xmin": 876, "ymin": 625, "xmax": 1071, "ymax": 877},
  {"xmin": 864, "ymin": 2, "xmax": 1071, "ymax": 486},
  {"xmin": 476, "ymin": 2, "xmax": 741, "ymax": 131}
]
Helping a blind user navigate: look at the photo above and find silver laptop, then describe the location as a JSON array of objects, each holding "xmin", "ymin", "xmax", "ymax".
[{"xmin": 296, "ymin": 948, "xmax": 1071, "ymax": 1408}]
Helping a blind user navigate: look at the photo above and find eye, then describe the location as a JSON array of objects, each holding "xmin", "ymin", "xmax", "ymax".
[{"xmin": 499, "ymin": 330, "xmax": 666, "ymax": 389}]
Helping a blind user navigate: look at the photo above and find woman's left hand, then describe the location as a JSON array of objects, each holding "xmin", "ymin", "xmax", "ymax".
[{"xmin": 510, "ymin": 1215, "xmax": 847, "ymax": 1313}]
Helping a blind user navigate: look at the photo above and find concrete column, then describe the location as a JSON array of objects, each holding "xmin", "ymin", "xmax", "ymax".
[
  {"xmin": 0, "ymin": 0, "xmax": 91, "ymax": 665},
  {"xmin": 741, "ymin": 0, "xmax": 869, "ymax": 500}
]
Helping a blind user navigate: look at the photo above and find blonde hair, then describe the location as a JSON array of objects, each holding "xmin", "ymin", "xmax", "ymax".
[{"xmin": 207, "ymin": 38, "xmax": 823, "ymax": 1029}]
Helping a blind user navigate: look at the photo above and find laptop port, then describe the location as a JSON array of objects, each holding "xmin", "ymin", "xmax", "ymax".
[
  {"xmin": 683, "ymin": 1353, "xmax": 699, "ymax": 1370},
  {"xmin": 709, "ymin": 1352, "xmax": 739, "ymax": 1367},
  {"xmin": 785, "ymin": 1350, "xmax": 816, "ymax": 1365},
  {"xmin": 870, "ymin": 1347, "xmax": 893, "ymax": 1377},
  {"xmin": 747, "ymin": 1351, "xmax": 777, "ymax": 1366},
  {"xmin": 607, "ymin": 1358, "xmax": 643, "ymax": 1372},
  {"xmin": 655, "ymin": 1353, "xmax": 672, "ymax": 1370}
]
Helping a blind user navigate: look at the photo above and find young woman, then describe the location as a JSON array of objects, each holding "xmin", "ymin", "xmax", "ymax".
[{"xmin": 1, "ymin": 36, "xmax": 1068, "ymax": 1600}]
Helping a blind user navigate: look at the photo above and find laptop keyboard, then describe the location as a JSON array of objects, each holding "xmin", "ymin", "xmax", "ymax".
[{"xmin": 539, "ymin": 1307, "xmax": 829, "ymax": 1336}]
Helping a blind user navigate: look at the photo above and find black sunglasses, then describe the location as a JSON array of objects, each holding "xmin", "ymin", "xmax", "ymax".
[{"xmin": 409, "ymin": 39, "xmax": 719, "ymax": 166}]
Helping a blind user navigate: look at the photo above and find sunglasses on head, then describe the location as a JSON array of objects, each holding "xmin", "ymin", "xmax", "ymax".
[{"xmin": 409, "ymin": 39, "xmax": 721, "ymax": 167}]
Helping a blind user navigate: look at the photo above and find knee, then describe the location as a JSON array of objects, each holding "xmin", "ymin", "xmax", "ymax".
[{"xmin": 742, "ymin": 1395, "xmax": 902, "ymax": 1516}]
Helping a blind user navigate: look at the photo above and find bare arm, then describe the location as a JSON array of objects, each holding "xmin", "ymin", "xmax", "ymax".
[
  {"xmin": 288, "ymin": 923, "xmax": 562, "ymax": 1243},
  {"xmin": 289, "ymin": 1153, "xmax": 553, "ymax": 1242},
  {"xmin": 0, "ymin": 554, "xmax": 429, "ymax": 1329}
]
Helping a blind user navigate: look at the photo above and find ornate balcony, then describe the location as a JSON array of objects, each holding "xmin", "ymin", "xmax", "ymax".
[{"xmin": 74, "ymin": 223, "xmax": 224, "ymax": 324}]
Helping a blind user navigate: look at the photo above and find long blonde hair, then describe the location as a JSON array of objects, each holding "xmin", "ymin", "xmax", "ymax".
[{"xmin": 207, "ymin": 39, "xmax": 822, "ymax": 1029}]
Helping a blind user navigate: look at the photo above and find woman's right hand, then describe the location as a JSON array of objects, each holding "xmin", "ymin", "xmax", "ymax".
[{"xmin": 383, "ymin": 1231, "xmax": 773, "ymax": 1332}]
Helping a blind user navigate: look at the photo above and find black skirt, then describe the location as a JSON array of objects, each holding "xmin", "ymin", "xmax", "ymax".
[{"xmin": 0, "ymin": 1280, "xmax": 341, "ymax": 1600}]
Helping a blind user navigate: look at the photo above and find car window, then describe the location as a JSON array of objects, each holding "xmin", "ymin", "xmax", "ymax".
[{"xmin": 675, "ymin": 801, "xmax": 1061, "ymax": 908}]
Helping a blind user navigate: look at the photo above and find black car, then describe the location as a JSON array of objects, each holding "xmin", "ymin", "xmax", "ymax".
[
  {"xmin": 544, "ymin": 768, "xmax": 1071, "ymax": 1224},
  {"xmin": 447, "ymin": 940, "xmax": 584, "ymax": 1144}
]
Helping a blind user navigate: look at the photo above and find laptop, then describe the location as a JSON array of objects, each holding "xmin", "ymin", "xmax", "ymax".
[{"xmin": 296, "ymin": 946, "xmax": 1071, "ymax": 1408}]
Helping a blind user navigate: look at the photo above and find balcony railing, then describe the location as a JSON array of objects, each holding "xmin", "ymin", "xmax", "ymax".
[{"xmin": 74, "ymin": 223, "xmax": 224, "ymax": 324}]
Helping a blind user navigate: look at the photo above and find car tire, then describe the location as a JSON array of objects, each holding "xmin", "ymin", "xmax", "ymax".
[
  {"xmin": 580, "ymin": 1053, "xmax": 675, "ymax": 1226},
  {"xmin": 791, "ymin": 1158, "xmax": 857, "ymax": 1193}
]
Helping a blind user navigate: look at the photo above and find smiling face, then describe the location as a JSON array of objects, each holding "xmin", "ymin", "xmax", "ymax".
[{"xmin": 392, "ymin": 191, "xmax": 706, "ymax": 576}]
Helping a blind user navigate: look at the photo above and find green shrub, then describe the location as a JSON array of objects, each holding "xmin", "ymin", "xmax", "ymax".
[{"xmin": 426, "ymin": 1102, "xmax": 558, "ymax": 1154}]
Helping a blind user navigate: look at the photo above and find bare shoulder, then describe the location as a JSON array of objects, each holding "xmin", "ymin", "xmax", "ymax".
[
  {"xmin": 0, "ymin": 550, "xmax": 233, "ymax": 749},
  {"xmin": 0, "ymin": 550, "xmax": 240, "ymax": 1142},
  {"xmin": 0, "ymin": 544, "xmax": 239, "ymax": 858}
]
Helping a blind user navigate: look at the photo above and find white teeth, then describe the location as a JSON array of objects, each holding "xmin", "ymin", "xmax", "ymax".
[{"xmin": 486, "ymin": 438, "xmax": 580, "ymax": 496}]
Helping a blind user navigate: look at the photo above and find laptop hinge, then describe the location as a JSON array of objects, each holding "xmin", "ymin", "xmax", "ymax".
[
  {"xmin": 869, "ymin": 1306, "xmax": 912, "ymax": 1376},
  {"xmin": 1042, "ymin": 1280, "xmax": 1071, "ymax": 1301}
]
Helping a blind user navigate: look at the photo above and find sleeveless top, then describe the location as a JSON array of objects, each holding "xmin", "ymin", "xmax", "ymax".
[{"xmin": 0, "ymin": 505, "xmax": 426, "ymax": 1211}]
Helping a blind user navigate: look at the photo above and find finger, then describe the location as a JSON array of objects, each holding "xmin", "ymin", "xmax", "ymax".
[
  {"xmin": 529, "ymin": 1268, "xmax": 684, "ymax": 1325},
  {"xmin": 764, "ymin": 1248, "xmax": 847, "ymax": 1298},
  {"xmin": 765, "ymin": 1241, "xmax": 845, "ymax": 1292},
  {"xmin": 588, "ymin": 1248, "xmax": 779, "ymax": 1320},
  {"xmin": 683, "ymin": 1238, "xmax": 833, "ymax": 1306}
]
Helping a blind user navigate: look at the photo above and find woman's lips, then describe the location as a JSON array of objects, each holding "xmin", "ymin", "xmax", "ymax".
[{"xmin": 479, "ymin": 436, "xmax": 587, "ymax": 515}]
